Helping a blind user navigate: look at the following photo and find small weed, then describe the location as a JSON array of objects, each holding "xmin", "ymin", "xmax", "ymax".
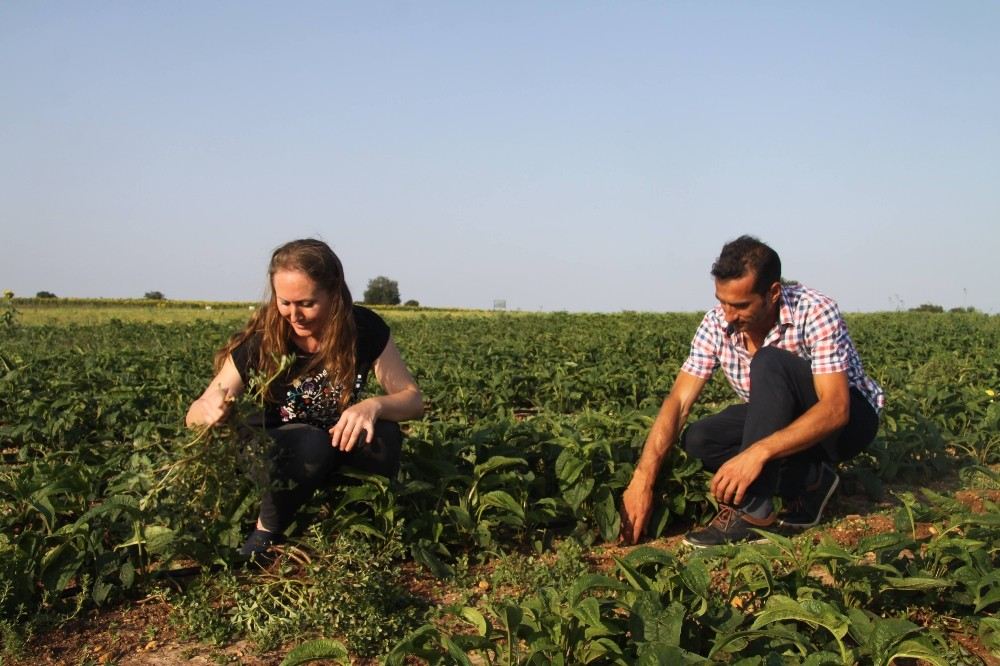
[
  {"xmin": 168, "ymin": 527, "xmax": 426, "ymax": 657},
  {"xmin": 490, "ymin": 537, "xmax": 590, "ymax": 595},
  {"xmin": 169, "ymin": 574, "xmax": 239, "ymax": 646}
]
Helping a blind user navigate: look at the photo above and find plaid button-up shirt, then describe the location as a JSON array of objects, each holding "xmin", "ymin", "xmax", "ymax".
[{"xmin": 680, "ymin": 283, "xmax": 885, "ymax": 413}]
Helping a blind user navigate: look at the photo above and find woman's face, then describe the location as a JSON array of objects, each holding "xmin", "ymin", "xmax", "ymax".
[{"xmin": 272, "ymin": 269, "xmax": 333, "ymax": 341}]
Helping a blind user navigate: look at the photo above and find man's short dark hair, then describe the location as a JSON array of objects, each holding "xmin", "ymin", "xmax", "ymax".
[{"xmin": 711, "ymin": 235, "xmax": 781, "ymax": 295}]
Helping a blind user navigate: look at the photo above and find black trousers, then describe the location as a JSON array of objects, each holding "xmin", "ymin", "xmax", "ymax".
[
  {"xmin": 680, "ymin": 347, "xmax": 879, "ymax": 506},
  {"xmin": 257, "ymin": 420, "xmax": 402, "ymax": 533}
]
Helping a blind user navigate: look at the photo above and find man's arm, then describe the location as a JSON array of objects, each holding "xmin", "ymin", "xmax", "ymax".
[
  {"xmin": 619, "ymin": 371, "xmax": 707, "ymax": 544},
  {"xmin": 709, "ymin": 371, "xmax": 850, "ymax": 506}
]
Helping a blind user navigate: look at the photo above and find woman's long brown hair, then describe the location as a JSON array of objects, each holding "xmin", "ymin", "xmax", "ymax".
[{"xmin": 214, "ymin": 239, "xmax": 358, "ymax": 409}]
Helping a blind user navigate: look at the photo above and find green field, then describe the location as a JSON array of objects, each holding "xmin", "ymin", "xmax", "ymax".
[{"xmin": 1, "ymin": 300, "xmax": 998, "ymax": 664}]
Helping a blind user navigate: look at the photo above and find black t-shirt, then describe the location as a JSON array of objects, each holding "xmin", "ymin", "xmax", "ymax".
[{"xmin": 231, "ymin": 305, "xmax": 390, "ymax": 429}]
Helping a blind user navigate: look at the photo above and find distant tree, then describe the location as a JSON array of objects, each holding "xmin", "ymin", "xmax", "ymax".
[
  {"xmin": 910, "ymin": 303, "xmax": 944, "ymax": 313},
  {"xmin": 36, "ymin": 291, "xmax": 57, "ymax": 299},
  {"xmin": 363, "ymin": 277, "xmax": 400, "ymax": 305},
  {"xmin": 144, "ymin": 291, "xmax": 166, "ymax": 300},
  {"xmin": 404, "ymin": 299, "xmax": 419, "ymax": 307},
  {"xmin": 2, "ymin": 290, "xmax": 13, "ymax": 300},
  {"xmin": 949, "ymin": 306, "xmax": 977, "ymax": 313}
]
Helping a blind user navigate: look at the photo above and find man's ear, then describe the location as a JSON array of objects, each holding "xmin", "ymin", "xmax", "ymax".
[{"xmin": 769, "ymin": 281, "xmax": 781, "ymax": 305}]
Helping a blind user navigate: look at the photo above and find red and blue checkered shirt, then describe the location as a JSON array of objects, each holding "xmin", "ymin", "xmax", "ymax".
[{"xmin": 680, "ymin": 283, "xmax": 885, "ymax": 413}]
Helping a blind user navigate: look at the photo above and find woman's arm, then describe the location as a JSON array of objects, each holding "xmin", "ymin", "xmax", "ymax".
[
  {"xmin": 329, "ymin": 337, "xmax": 423, "ymax": 451},
  {"xmin": 185, "ymin": 356, "xmax": 246, "ymax": 428}
]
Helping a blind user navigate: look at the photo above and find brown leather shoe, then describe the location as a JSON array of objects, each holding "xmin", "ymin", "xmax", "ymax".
[{"xmin": 683, "ymin": 505, "xmax": 777, "ymax": 548}]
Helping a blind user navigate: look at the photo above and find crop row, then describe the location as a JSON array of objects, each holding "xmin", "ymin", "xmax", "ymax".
[{"xmin": 1, "ymin": 310, "xmax": 998, "ymax": 661}]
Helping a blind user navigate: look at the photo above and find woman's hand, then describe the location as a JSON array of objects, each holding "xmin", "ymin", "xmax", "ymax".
[
  {"xmin": 329, "ymin": 398, "xmax": 382, "ymax": 452},
  {"xmin": 185, "ymin": 384, "xmax": 235, "ymax": 428},
  {"xmin": 328, "ymin": 336, "xmax": 423, "ymax": 452},
  {"xmin": 185, "ymin": 357, "xmax": 244, "ymax": 429}
]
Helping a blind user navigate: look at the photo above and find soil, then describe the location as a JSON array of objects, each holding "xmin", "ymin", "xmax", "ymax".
[{"xmin": 7, "ymin": 481, "xmax": 999, "ymax": 665}]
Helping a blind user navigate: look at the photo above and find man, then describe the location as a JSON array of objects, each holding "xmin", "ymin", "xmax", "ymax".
[{"xmin": 620, "ymin": 236, "xmax": 883, "ymax": 547}]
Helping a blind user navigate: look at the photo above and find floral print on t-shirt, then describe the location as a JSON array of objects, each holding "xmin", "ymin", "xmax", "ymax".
[{"xmin": 278, "ymin": 369, "xmax": 365, "ymax": 430}]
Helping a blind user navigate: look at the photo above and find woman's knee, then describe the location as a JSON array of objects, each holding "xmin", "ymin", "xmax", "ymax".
[
  {"xmin": 269, "ymin": 423, "xmax": 335, "ymax": 482},
  {"xmin": 346, "ymin": 420, "xmax": 402, "ymax": 478}
]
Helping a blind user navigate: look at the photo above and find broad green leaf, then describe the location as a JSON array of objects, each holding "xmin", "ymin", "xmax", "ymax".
[
  {"xmin": 574, "ymin": 597, "xmax": 616, "ymax": 638},
  {"xmin": 621, "ymin": 546, "xmax": 677, "ymax": 569},
  {"xmin": 91, "ymin": 577, "xmax": 114, "ymax": 605},
  {"xmin": 460, "ymin": 606, "xmax": 488, "ymax": 636},
  {"xmin": 636, "ymin": 643, "xmax": 710, "ymax": 665},
  {"xmin": 750, "ymin": 595, "xmax": 849, "ymax": 661},
  {"xmin": 478, "ymin": 490, "xmax": 524, "ymax": 521},
  {"xmin": 74, "ymin": 495, "xmax": 140, "ymax": 527},
  {"xmin": 616, "ymin": 556, "xmax": 653, "ymax": 591},
  {"xmin": 885, "ymin": 639, "xmax": 950, "ymax": 666},
  {"xmin": 440, "ymin": 634, "xmax": 474, "ymax": 666},
  {"xmin": 880, "ymin": 576, "xmax": 953, "ymax": 591},
  {"xmin": 497, "ymin": 602, "xmax": 523, "ymax": 633},
  {"xmin": 593, "ymin": 486, "xmax": 621, "ymax": 542},
  {"xmin": 569, "ymin": 574, "xmax": 628, "ymax": 604},
  {"xmin": 709, "ymin": 625, "xmax": 812, "ymax": 658},
  {"xmin": 119, "ymin": 561, "xmax": 136, "ymax": 588},
  {"xmin": 41, "ymin": 541, "xmax": 84, "ymax": 594},
  {"xmin": 578, "ymin": 636, "xmax": 624, "ymax": 664},
  {"xmin": 444, "ymin": 504, "xmax": 475, "ymax": 530},
  {"xmin": 629, "ymin": 592, "xmax": 683, "ymax": 646},
  {"xmin": 856, "ymin": 532, "xmax": 912, "ymax": 554},
  {"xmin": 563, "ymin": 477, "xmax": 595, "ymax": 511},
  {"xmin": 473, "ymin": 455, "xmax": 528, "ymax": 478},
  {"xmin": 555, "ymin": 448, "xmax": 588, "ymax": 487},
  {"xmin": 279, "ymin": 638, "xmax": 350, "ymax": 665},
  {"xmin": 411, "ymin": 541, "xmax": 454, "ymax": 579},
  {"xmin": 752, "ymin": 596, "xmax": 849, "ymax": 637},
  {"xmin": 973, "ymin": 570, "xmax": 1000, "ymax": 613},
  {"xmin": 801, "ymin": 651, "xmax": 842, "ymax": 666},
  {"xmin": 142, "ymin": 525, "xmax": 175, "ymax": 555},
  {"xmin": 679, "ymin": 558, "xmax": 709, "ymax": 598}
]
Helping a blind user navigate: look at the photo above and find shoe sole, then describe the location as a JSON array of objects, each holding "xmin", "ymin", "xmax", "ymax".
[{"xmin": 778, "ymin": 469, "xmax": 839, "ymax": 529}]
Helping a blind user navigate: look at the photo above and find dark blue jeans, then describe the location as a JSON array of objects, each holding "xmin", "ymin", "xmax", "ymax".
[
  {"xmin": 681, "ymin": 347, "xmax": 879, "ymax": 508},
  {"xmin": 257, "ymin": 420, "xmax": 402, "ymax": 533}
]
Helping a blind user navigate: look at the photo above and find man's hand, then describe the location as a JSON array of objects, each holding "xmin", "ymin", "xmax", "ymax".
[
  {"xmin": 619, "ymin": 478, "xmax": 655, "ymax": 545},
  {"xmin": 619, "ymin": 372, "xmax": 707, "ymax": 544},
  {"xmin": 709, "ymin": 446, "xmax": 769, "ymax": 506}
]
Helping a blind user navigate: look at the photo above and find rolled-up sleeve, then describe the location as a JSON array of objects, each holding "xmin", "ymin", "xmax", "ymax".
[
  {"xmin": 804, "ymin": 299, "xmax": 850, "ymax": 375},
  {"xmin": 680, "ymin": 311, "xmax": 722, "ymax": 379}
]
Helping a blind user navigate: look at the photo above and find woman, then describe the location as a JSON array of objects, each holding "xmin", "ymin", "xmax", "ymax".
[{"xmin": 186, "ymin": 239, "xmax": 423, "ymax": 558}]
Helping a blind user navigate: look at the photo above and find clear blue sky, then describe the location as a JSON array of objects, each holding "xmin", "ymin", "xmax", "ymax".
[{"xmin": 2, "ymin": 2, "xmax": 998, "ymax": 312}]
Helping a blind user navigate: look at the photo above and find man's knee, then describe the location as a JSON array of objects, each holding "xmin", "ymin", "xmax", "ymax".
[{"xmin": 680, "ymin": 420, "xmax": 714, "ymax": 463}]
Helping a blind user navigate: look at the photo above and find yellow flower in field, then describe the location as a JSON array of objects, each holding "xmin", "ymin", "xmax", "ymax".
[{"xmin": 987, "ymin": 389, "xmax": 997, "ymax": 397}]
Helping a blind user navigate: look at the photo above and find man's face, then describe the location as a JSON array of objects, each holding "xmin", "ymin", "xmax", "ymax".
[{"xmin": 714, "ymin": 272, "xmax": 780, "ymax": 338}]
